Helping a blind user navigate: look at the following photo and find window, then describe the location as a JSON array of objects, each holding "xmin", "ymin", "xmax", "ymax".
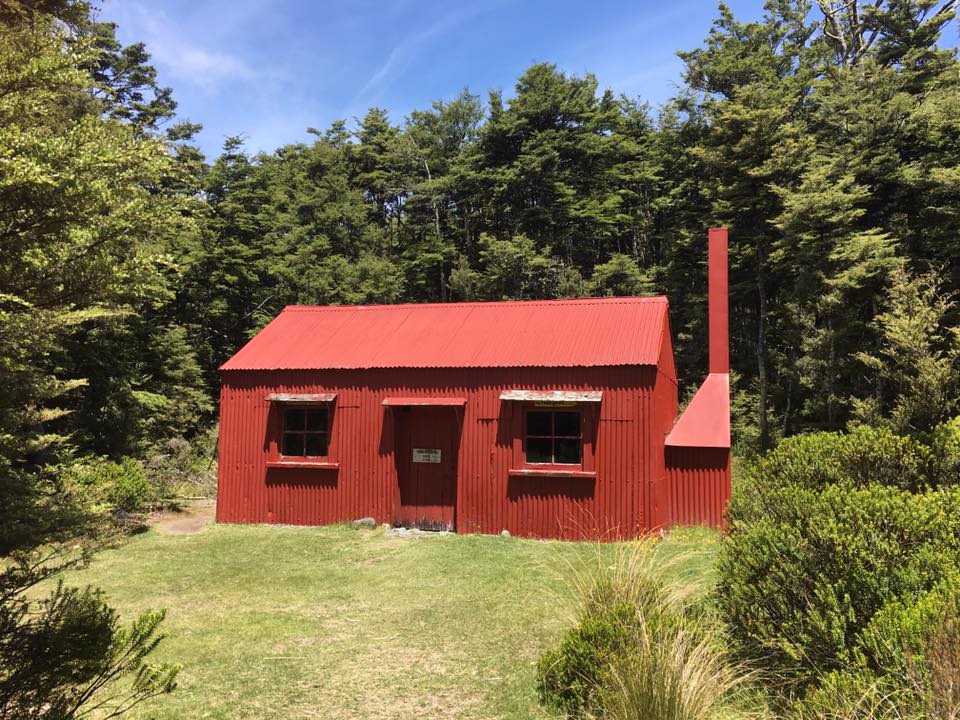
[
  {"xmin": 525, "ymin": 410, "xmax": 581, "ymax": 464},
  {"xmin": 281, "ymin": 407, "xmax": 329, "ymax": 457}
]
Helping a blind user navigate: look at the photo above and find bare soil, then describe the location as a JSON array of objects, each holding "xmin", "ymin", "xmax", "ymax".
[{"xmin": 151, "ymin": 499, "xmax": 216, "ymax": 535}]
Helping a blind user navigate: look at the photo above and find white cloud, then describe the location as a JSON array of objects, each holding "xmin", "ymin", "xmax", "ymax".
[
  {"xmin": 100, "ymin": 1, "xmax": 257, "ymax": 92},
  {"xmin": 352, "ymin": 4, "xmax": 493, "ymax": 106}
]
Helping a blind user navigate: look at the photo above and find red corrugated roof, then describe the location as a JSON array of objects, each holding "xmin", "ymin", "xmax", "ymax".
[{"xmin": 220, "ymin": 297, "xmax": 669, "ymax": 371}]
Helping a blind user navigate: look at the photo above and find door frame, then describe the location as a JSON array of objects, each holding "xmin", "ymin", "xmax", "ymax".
[{"xmin": 388, "ymin": 405, "xmax": 463, "ymax": 531}]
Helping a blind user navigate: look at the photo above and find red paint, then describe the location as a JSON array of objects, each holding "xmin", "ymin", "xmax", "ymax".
[
  {"xmin": 218, "ymin": 363, "xmax": 672, "ymax": 540},
  {"xmin": 220, "ymin": 297, "xmax": 668, "ymax": 371},
  {"xmin": 664, "ymin": 447, "xmax": 730, "ymax": 527},
  {"xmin": 217, "ymin": 230, "xmax": 733, "ymax": 539},
  {"xmin": 663, "ymin": 227, "xmax": 731, "ymax": 528},
  {"xmin": 392, "ymin": 406, "xmax": 460, "ymax": 530},
  {"xmin": 708, "ymin": 227, "xmax": 729, "ymax": 374},
  {"xmin": 664, "ymin": 374, "xmax": 730, "ymax": 448}
]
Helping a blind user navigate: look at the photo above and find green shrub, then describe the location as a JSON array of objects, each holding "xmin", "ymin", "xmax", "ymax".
[
  {"xmin": 105, "ymin": 458, "xmax": 154, "ymax": 513},
  {"xmin": 836, "ymin": 426, "xmax": 934, "ymax": 491},
  {"xmin": 68, "ymin": 457, "xmax": 156, "ymax": 515},
  {"xmin": 537, "ymin": 602, "xmax": 637, "ymax": 718},
  {"xmin": 745, "ymin": 426, "xmax": 934, "ymax": 493},
  {"xmin": 930, "ymin": 416, "xmax": 960, "ymax": 487},
  {"xmin": 794, "ymin": 667, "xmax": 923, "ymax": 720},
  {"xmin": 794, "ymin": 585, "xmax": 959, "ymax": 720},
  {"xmin": 856, "ymin": 581, "xmax": 957, "ymax": 678},
  {"xmin": 717, "ymin": 482, "xmax": 960, "ymax": 692}
]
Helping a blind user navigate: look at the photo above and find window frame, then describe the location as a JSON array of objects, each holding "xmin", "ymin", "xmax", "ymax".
[
  {"xmin": 265, "ymin": 397, "xmax": 337, "ymax": 469},
  {"xmin": 523, "ymin": 408, "xmax": 583, "ymax": 466},
  {"xmin": 280, "ymin": 405, "xmax": 331, "ymax": 459},
  {"xmin": 508, "ymin": 401, "xmax": 597, "ymax": 475}
]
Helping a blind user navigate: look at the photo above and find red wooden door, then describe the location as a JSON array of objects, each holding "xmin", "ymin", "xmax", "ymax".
[{"xmin": 393, "ymin": 407, "xmax": 459, "ymax": 531}]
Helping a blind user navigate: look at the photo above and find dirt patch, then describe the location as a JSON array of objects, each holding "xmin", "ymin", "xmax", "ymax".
[{"xmin": 152, "ymin": 499, "xmax": 216, "ymax": 535}]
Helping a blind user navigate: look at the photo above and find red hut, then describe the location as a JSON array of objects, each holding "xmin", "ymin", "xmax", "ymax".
[{"xmin": 216, "ymin": 229, "xmax": 731, "ymax": 539}]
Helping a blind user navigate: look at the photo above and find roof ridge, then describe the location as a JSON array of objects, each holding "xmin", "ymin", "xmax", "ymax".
[{"xmin": 282, "ymin": 296, "xmax": 668, "ymax": 312}]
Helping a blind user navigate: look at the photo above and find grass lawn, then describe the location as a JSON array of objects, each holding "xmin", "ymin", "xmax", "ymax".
[{"xmin": 63, "ymin": 519, "xmax": 720, "ymax": 719}]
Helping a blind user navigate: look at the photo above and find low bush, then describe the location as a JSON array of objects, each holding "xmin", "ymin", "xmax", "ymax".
[
  {"xmin": 742, "ymin": 425, "xmax": 937, "ymax": 493},
  {"xmin": 717, "ymin": 482, "xmax": 960, "ymax": 692},
  {"xmin": 717, "ymin": 421, "xmax": 960, "ymax": 718},
  {"xmin": 67, "ymin": 457, "xmax": 157, "ymax": 515},
  {"xmin": 105, "ymin": 458, "xmax": 155, "ymax": 514},
  {"xmin": 537, "ymin": 602, "xmax": 638, "ymax": 718},
  {"xmin": 793, "ymin": 668, "xmax": 921, "ymax": 720},
  {"xmin": 793, "ymin": 585, "xmax": 958, "ymax": 720},
  {"xmin": 930, "ymin": 417, "xmax": 960, "ymax": 487},
  {"xmin": 144, "ymin": 429, "xmax": 218, "ymax": 505},
  {"xmin": 63, "ymin": 428, "xmax": 217, "ymax": 520}
]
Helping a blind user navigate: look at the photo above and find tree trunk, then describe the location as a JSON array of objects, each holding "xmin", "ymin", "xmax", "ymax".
[
  {"xmin": 423, "ymin": 159, "xmax": 442, "ymax": 239},
  {"xmin": 757, "ymin": 242, "xmax": 770, "ymax": 450},
  {"xmin": 827, "ymin": 314, "xmax": 835, "ymax": 427}
]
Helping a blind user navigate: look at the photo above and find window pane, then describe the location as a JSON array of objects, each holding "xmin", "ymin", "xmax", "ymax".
[
  {"xmin": 284, "ymin": 409, "xmax": 305, "ymax": 431},
  {"xmin": 526, "ymin": 437, "xmax": 553, "ymax": 463},
  {"xmin": 306, "ymin": 409, "xmax": 328, "ymax": 432},
  {"xmin": 555, "ymin": 411, "xmax": 580, "ymax": 437},
  {"xmin": 555, "ymin": 438, "xmax": 582, "ymax": 464},
  {"xmin": 526, "ymin": 411, "xmax": 552, "ymax": 436},
  {"xmin": 304, "ymin": 433, "xmax": 327, "ymax": 457},
  {"xmin": 282, "ymin": 433, "xmax": 304, "ymax": 456}
]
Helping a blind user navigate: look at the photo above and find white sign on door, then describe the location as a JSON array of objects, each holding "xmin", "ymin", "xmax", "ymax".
[{"xmin": 412, "ymin": 448, "xmax": 442, "ymax": 464}]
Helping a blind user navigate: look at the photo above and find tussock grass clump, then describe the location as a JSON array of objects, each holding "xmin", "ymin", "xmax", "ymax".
[
  {"xmin": 600, "ymin": 623, "xmax": 751, "ymax": 720},
  {"xmin": 538, "ymin": 540, "xmax": 756, "ymax": 720},
  {"xmin": 926, "ymin": 596, "xmax": 960, "ymax": 720}
]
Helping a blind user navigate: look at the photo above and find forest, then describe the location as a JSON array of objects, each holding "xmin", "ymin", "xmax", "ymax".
[{"xmin": 1, "ymin": 0, "xmax": 959, "ymax": 718}]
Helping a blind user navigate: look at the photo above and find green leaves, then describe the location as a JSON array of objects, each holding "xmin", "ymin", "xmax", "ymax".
[
  {"xmin": 719, "ymin": 479, "xmax": 960, "ymax": 692},
  {"xmin": 0, "ymin": 566, "xmax": 180, "ymax": 719},
  {"xmin": 852, "ymin": 267, "xmax": 960, "ymax": 434}
]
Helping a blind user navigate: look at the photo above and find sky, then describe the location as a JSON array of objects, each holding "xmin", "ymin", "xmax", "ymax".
[{"xmin": 99, "ymin": 0, "xmax": 767, "ymax": 159}]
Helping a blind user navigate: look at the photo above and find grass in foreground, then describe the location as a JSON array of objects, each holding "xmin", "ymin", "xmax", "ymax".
[{"xmin": 62, "ymin": 521, "xmax": 719, "ymax": 720}]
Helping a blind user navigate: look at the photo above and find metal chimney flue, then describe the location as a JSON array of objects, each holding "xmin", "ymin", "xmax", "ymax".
[{"xmin": 708, "ymin": 227, "xmax": 729, "ymax": 375}]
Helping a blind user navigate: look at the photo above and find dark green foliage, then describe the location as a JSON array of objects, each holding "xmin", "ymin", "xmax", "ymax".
[
  {"xmin": 720, "ymin": 416, "xmax": 960, "ymax": 714},
  {"xmin": 144, "ymin": 1, "xmax": 958, "ymax": 452},
  {"xmin": 0, "ymin": 554, "xmax": 180, "ymax": 720},
  {"xmin": 0, "ymin": 9, "xmax": 188, "ymax": 718},
  {"xmin": 795, "ymin": 585, "xmax": 959, "ymax": 719},
  {"xmin": 3, "ymin": 2, "xmax": 959, "ymax": 718},
  {"xmin": 537, "ymin": 602, "xmax": 637, "ymax": 719},
  {"xmin": 742, "ymin": 424, "xmax": 943, "ymax": 492},
  {"xmin": 719, "ymin": 477, "xmax": 960, "ymax": 693},
  {"xmin": 71, "ymin": 457, "xmax": 155, "ymax": 515}
]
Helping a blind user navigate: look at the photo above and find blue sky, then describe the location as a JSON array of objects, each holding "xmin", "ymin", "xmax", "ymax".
[{"xmin": 99, "ymin": 0, "xmax": 767, "ymax": 159}]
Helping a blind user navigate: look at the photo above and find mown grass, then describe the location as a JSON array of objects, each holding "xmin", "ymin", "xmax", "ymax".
[{"xmin": 62, "ymin": 522, "xmax": 720, "ymax": 720}]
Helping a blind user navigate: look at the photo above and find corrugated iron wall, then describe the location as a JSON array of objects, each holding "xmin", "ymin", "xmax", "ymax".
[
  {"xmin": 648, "ymin": 316, "xmax": 680, "ymax": 530},
  {"xmin": 664, "ymin": 446, "xmax": 730, "ymax": 528},
  {"xmin": 217, "ymin": 364, "xmax": 670, "ymax": 540}
]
